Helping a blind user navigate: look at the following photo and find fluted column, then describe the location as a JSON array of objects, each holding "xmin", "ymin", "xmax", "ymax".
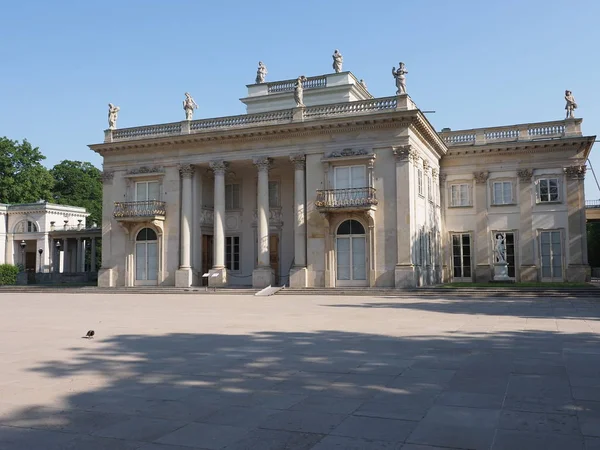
[
  {"xmin": 209, "ymin": 161, "xmax": 228, "ymax": 287},
  {"xmin": 252, "ymin": 156, "xmax": 274, "ymax": 288},
  {"xmin": 175, "ymin": 164, "xmax": 195, "ymax": 287}
]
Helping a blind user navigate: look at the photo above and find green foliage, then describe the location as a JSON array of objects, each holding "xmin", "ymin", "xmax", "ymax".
[
  {"xmin": 0, "ymin": 264, "xmax": 20, "ymax": 285},
  {"xmin": 587, "ymin": 222, "xmax": 600, "ymax": 267},
  {"xmin": 50, "ymin": 160, "xmax": 102, "ymax": 226},
  {"xmin": 0, "ymin": 138, "xmax": 54, "ymax": 204}
]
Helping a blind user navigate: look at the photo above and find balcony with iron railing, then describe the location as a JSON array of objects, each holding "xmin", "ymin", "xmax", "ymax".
[
  {"xmin": 315, "ymin": 187, "xmax": 378, "ymax": 212},
  {"xmin": 113, "ymin": 200, "xmax": 166, "ymax": 221}
]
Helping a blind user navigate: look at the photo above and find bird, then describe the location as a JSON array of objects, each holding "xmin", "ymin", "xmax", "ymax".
[{"xmin": 84, "ymin": 330, "xmax": 95, "ymax": 339}]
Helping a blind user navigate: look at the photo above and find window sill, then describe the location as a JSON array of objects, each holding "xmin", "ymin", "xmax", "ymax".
[
  {"xmin": 535, "ymin": 201, "xmax": 562, "ymax": 205},
  {"xmin": 448, "ymin": 205, "xmax": 473, "ymax": 209},
  {"xmin": 490, "ymin": 203, "xmax": 517, "ymax": 207}
]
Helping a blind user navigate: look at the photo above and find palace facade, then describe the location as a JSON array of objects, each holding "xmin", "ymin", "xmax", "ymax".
[{"xmin": 90, "ymin": 70, "xmax": 595, "ymax": 288}]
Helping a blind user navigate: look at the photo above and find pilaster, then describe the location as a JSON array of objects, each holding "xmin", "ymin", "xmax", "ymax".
[
  {"xmin": 473, "ymin": 171, "xmax": 490, "ymax": 282},
  {"xmin": 564, "ymin": 165, "xmax": 590, "ymax": 282},
  {"xmin": 517, "ymin": 168, "xmax": 536, "ymax": 281}
]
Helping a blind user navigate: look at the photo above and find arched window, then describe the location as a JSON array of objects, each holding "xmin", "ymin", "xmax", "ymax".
[
  {"xmin": 14, "ymin": 220, "xmax": 38, "ymax": 233},
  {"xmin": 337, "ymin": 219, "xmax": 365, "ymax": 235},
  {"xmin": 136, "ymin": 228, "xmax": 157, "ymax": 241}
]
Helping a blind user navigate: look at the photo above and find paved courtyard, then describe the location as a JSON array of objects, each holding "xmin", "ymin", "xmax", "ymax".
[{"xmin": 1, "ymin": 293, "xmax": 600, "ymax": 449}]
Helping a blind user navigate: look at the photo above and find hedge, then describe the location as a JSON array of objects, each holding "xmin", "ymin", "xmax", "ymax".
[{"xmin": 0, "ymin": 264, "xmax": 20, "ymax": 285}]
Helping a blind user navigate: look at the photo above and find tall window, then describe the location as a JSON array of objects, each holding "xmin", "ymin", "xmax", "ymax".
[
  {"xmin": 451, "ymin": 233, "xmax": 472, "ymax": 280},
  {"xmin": 417, "ymin": 169, "xmax": 424, "ymax": 197},
  {"xmin": 493, "ymin": 181, "xmax": 513, "ymax": 205},
  {"xmin": 427, "ymin": 176, "xmax": 432, "ymax": 201},
  {"xmin": 268, "ymin": 181, "xmax": 280, "ymax": 207},
  {"xmin": 537, "ymin": 178, "xmax": 560, "ymax": 202},
  {"xmin": 225, "ymin": 184, "xmax": 240, "ymax": 210},
  {"xmin": 226, "ymin": 236, "xmax": 240, "ymax": 271},
  {"xmin": 450, "ymin": 184, "xmax": 470, "ymax": 207},
  {"xmin": 135, "ymin": 181, "xmax": 160, "ymax": 201},
  {"xmin": 540, "ymin": 231, "xmax": 562, "ymax": 280}
]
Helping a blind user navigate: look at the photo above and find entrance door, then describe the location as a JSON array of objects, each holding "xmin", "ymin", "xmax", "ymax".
[
  {"xmin": 269, "ymin": 234, "xmax": 280, "ymax": 286},
  {"xmin": 335, "ymin": 219, "xmax": 367, "ymax": 287},
  {"xmin": 201, "ymin": 235, "xmax": 214, "ymax": 286},
  {"xmin": 135, "ymin": 228, "xmax": 158, "ymax": 286},
  {"xmin": 540, "ymin": 230, "xmax": 563, "ymax": 281},
  {"xmin": 451, "ymin": 233, "xmax": 472, "ymax": 281}
]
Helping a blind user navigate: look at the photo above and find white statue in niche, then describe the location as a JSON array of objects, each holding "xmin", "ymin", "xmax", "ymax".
[
  {"xmin": 392, "ymin": 62, "xmax": 408, "ymax": 94},
  {"xmin": 494, "ymin": 233, "xmax": 507, "ymax": 264},
  {"xmin": 108, "ymin": 103, "xmax": 120, "ymax": 129},
  {"xmin": 183, "ymin": 92, "xmax": 198, "ymax": 120}
]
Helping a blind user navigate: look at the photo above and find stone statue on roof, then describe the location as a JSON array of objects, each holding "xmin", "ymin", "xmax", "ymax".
[
  {"xmin": 332, "ymin": 50, "xmax": 343, "ymax": 73},
  {"xmin": 108, "ymin": 103, "xmax": 120, "ymax": 129},
  {"xmin": 294, "ymin": 76, "xmax": 307, "ymax": 107},
  {"xmin": 183, "ymin": 92, "xmax": 198, "ymax": 121},
  {"xmin": 565, "ymin": 90, "xmax": 577, "ymax": 119},
  {"xmin": 256, "ymin": 61, "xmax": 267, "ymax": 84},
  {"xmin": 392, "ymin": 62, "xmax": 408, "ymax": 95}
]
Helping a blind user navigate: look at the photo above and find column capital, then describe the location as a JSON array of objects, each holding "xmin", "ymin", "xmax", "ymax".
[
  {"xmin": 473, "ymin": 171, "xmax": 489, "ymax": 184},
  {"xmin": 439, "ymin": 172, "xmax": 447, "ymax": 183},
  {"xmin": 517, "ymin": 168, "xmax": 533, "ymax": 182},
  {"xmin": 393, "ymin": 145, "xmax": 419, "ymax": 163},
  {"xmin": 178, "ymin": 164, "xmax": 195, "ymax": 179},
  {"xmin": 290, "ymin": 154, "xmax": 306, "ymax": 170},
  {"xmin": 564, "ymin": 165, "xmax": 586, "ymax": 180},
  {"xmin": 431, "ymin": 168, "xmax": 439, "ymax": 178},
  {"xmin": 101, "ymin": 171, "xmax": 114, "ymax": 184},
  {"xmin": 209, "ymin": 160, "xmax": 228, "ymax": 175},
  {"xmin": 253, "ymin": 156, "xmax": 272, "ymax": 172}
]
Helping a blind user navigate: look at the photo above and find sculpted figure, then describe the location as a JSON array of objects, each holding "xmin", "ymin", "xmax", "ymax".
[
  {"xmin": 565, "ymin": 90, "xmax": 577, "ymax": 119},
  {"xmin": 256, "ymin": 61, "xmax": 267, "ymax": 84},
  {"xmin": 392, "ymin": 62, "xmax": 408, "ymax": 94},
  {"xmin": 494, "ymin": 233, "xmax": 506, "ymax": 264},
  {"xmin": 108, "ymin": 103, "xmax": 120, "ymax": 129},
  {"xmin": 294, "ymin": 76, "xmax": 307, "ymax": 107},
  {"xmin": 332, "ymin": 49, "xmax": 343, "ymax": 73},
  {"xmin": 183, "ymin": 92, "xmax": 198, "ymax": 120},
  {"xmin": 359, "ymin": 79, "xmax": 367, "ymax": 89}
]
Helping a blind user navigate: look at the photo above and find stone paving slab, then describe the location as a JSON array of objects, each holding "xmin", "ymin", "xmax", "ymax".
[{"xmin": 0, "ymin": 292, "xmax": 600, "ymax": 449}]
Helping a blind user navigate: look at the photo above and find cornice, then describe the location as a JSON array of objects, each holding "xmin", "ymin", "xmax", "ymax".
[{"xmin": 443, "ymin": 137, "xmax": 593, "ymax": 159}]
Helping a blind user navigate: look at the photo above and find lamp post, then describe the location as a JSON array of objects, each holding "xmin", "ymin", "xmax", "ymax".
[
  {"xmin": 20, "ymin": 240, "xmax": 26, "ymax": 267},
  {"xmin": 38, "ymin": 248, "xmax": 43, "ymax": 273}
]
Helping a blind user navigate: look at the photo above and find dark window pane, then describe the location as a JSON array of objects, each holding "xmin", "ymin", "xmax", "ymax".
[
  {"xmin": 464, "ymin": 266, "xmax": 471, "ymax": 277},
  {"xmin": 462, "ymin": 235, "xmax": 470, "ymax": 245},
  {"xmin": 136, "ymin": 228, "xmax": 157, "ymax": 241},
  {"xmin": 337, "ymin": 220, "xmax": 351, "ymax": 235}
]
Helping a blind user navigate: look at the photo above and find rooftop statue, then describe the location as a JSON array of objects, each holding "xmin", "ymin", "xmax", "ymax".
[
  {"xmin": 183, "ymin": 92, "xmax": 198, "ymax": 121},
  {"xmin": 392, "ymin": 62, "xmax": 408, "ymax": 95},
  {"xmin": 359, "ymin": 79, "xmax": 367, "ymax": 89},
  {"xmin": 332, "ymin": 49, "xmax": 343, "ymax": 73},
  {"xmin": 294, "ymin": 76, "xmax": 307, "ymax": 107},
  {"xmin": 108, "ymin": 103, "xmax": 120, "ymax": 129},
  {"xmin": 565, "ymin": 90, "xmax": 577, "ymax": 119},
  {"xmin": 256, "ymin": 61, "xmax": 267, "ymax": 84}
]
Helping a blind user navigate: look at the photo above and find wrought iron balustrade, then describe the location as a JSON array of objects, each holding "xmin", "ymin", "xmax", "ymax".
[
  {"xmin": 586, "ymin": 199, "xmax": 600, "ymax": 209},
  {"xmin": 114, "ymin": 200, "xmax": 166, "ymax": 219},
  {"xmin": 315, "ymin": 187, "xmax": 377, "ymax": 209}
]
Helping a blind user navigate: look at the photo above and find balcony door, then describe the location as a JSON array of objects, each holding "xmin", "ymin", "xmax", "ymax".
[
  {"xmin": 336, "ymin": 219, "xmax": 367, "ymax": 287},
  {"xmin": 135, "ymin": 228, "xmax": 158, "ymax": 286},
  {"xmin": 334, "ymin": 165, "xmax": 366, "ymax": 205},
  {"xmin": 136, "ymin": 181, "xmax": 160, "ymax": 201}
]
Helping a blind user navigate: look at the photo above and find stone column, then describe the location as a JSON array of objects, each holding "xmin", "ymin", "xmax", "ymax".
[
  {"xmin": 91, "ymin": 237, "xmax": 96, "ymax": 272},
  {"xmin": 63, "ymin": 238, "xmax": 69, "ymax": 273},
  {"xmin": 79, "ymin": 239, "xmax": 86, "ymax": 272},
  {"xmin": 76, "ymin": 238, "xmax": 82, "ymax": 272},
  {"xmin": 394, "ymin": 145, "xmax": 418, "ymax": 287},
  {"xmin": 517, "ymin": 169, "xmax": 536, "ymax": 281},
  {"xmin": 252, "ymin": 156, "xmax": 274, "ymax": 288},
  {"xmin": 473, "ymin": 171, "xmax": 490, "ymax": 282},
  {"xmin": 176, "ymin": 164, "xmax": 194, "ymax": 287},
  {"xmin": 289, "ymin": 154, "xmax": 307, "ymax": 287},
  {"xmin": 208, "ymin": 160, "xmax": 228, "ymax": 287},
  {"xmin": 191, "ymin": 167, "xmax": 203, "ymax": 284},
  {"xmin": 565, "ymin": 165, "xmax": 589, "ymax": 281}
]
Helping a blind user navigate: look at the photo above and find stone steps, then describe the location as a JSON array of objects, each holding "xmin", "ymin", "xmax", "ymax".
[
  {"xmin": 276, "ymin": 287, "xmax": 600, "ymax": 298},
  {"xmin": 0, "ymin": 286, "xmax": 259, "ymax": 295}
]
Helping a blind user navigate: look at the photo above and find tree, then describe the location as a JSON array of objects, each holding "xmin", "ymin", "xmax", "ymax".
[
  {"xmin": 0, "ymin": 137, "xmax": 54, "ymax": 204},
  {"xmin": 50, "ymin": 160, "xmax": 102, "ymax": 226},
  {"xmin": 587, "ymin": 222, "xmax": 600, "ymax": 268}
]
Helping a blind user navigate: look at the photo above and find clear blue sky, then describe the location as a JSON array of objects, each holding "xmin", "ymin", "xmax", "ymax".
[{"xmin": 2, "ymin": 0, "xmax": 600, "ymax": 197}]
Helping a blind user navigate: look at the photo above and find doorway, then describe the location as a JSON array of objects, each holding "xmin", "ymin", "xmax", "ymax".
[
  {"xmin": 269, "ymin": 234, "xmax": 280, "ymax": 286},
  {"xmin": 201, "ymin": 234, "xmax": 214, "ymax": 286},
  {"xmin": 135, "ymin": 228, "xmax": 158, "ymax": 286},
  {"xmin": 335, "ymin": 219, "xmax": 367, "ymax": 287}
]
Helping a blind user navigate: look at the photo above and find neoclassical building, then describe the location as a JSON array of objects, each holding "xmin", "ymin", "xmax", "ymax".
[{"xmin": 90, "ymin": 68, "xmax": 595, "ymax": 288}]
